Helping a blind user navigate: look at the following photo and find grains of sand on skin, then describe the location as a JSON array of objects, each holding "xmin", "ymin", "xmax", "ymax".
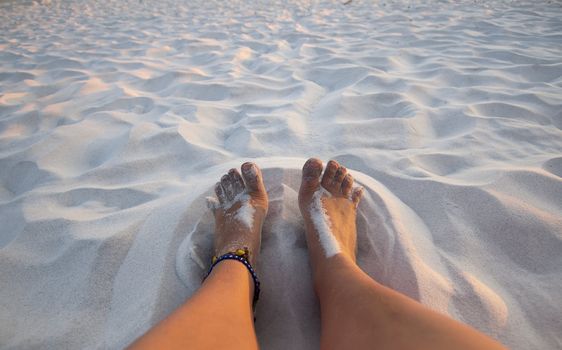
[
  {"xmin": 233, "ymin": 193, "xmax": 255, "ymax": 229},
  {"xmin": 207, "ymin": 192, "xmax": 255, "ymax": 229},
  {"xmin": 309, "ymin": 188, "xmax": 341, "ymax": 257}
]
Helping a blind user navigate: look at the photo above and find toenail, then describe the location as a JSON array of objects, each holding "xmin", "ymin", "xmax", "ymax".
[
  {"xmin": 305, "ymin": 158, "xmax": 319, "ymax": 165},
  {"xmin": 304, "ymin": 159, "xmax": 322, "ymax": 171},
  {"xmin": 242, "ymin": 162, "xmax": 257, "ymax": 175}
]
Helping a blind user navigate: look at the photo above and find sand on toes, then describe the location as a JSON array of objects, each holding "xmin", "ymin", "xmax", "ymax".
[
  {"xmin": 207, "ymin": 162, "xmax": 269, "ymax": 267},
  {"xmin": 298, "ymin": 158, "xmax": 364, "ymax": 263}
]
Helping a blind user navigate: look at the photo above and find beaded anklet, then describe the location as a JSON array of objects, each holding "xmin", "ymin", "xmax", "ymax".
[{"xmin": 204, "ymin": 247, "xmax": 261, "ymax": 310}]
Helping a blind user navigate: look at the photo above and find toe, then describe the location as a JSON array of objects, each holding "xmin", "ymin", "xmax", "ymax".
[
  {"xmin": 300, "ymin": 158, "xmax": 323, "ymax": 194},
  {"xmin": 332, "ymin": 166, "xmax": 347, "ymax": 193},
  {"xmin": 241, "ymin": 162, "xmax": 266, "ymax": 195},
  {"xmin": 321, "ymin": 160, "xmax": 339, "ymax": 190},
  {"xmin": 351, "ymin": 187, "xmax": 364, "ymax": 207},
  {"xmin": 220, "ymin": 174, "xmax": 235, "ymax": 201},
  {"xmin": 229, "ymin": 168, "xmax": 246, "ymax": 195},
  {"xmin": 341, "ymin": 174, "xmax": 353, "ymax": 197},
  {"xmin": 214, "ymin": 182, "xmax": 226, "ymax": 205}
]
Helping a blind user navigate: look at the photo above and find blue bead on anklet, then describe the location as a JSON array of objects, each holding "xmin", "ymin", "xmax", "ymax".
[{"xmin": 204, "ymin": 251, "xmax": 261, "ymax": 310}]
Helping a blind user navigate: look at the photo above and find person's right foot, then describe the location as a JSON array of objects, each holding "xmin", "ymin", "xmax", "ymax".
[{"xmin": 298, "ymin": 158, "xmax": 363, "ymax": 270}]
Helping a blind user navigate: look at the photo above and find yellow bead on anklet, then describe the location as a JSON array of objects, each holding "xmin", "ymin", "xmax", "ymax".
[{"xmin": 235, "ymin": 249, "xmax": 246, "ymax": 257}]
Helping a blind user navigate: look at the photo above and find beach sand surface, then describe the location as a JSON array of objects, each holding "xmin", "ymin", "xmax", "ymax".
[{"xmin": 1, "ymin": 0, "xmax": 561, "ymax": 349}]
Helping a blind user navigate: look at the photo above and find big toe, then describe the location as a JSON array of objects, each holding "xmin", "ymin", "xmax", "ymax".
[
  {"xmin": 299, "ymin": 158, "xmax": 323, "ymax": 198},
  {"xmin": 241, "ymin": 162, "xmax": 267, "ymax": 198}
]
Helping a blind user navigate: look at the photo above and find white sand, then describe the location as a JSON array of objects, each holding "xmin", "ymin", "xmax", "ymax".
[
  {"xmin": 309, "ymin": 187, "xmax": 341, "ymax": 257},
  {"xmin": 1, "ymin": 0, "xmax": 562, "ymax": 348}
]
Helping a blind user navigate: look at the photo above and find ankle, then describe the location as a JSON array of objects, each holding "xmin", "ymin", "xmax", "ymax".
[
  {"xmin": 206, "ymin": 260, "xmax": 255, "ymax": 303},
  {"xmin": 312, "ymin": 253, "xmax": 360, "ymax": 294}
]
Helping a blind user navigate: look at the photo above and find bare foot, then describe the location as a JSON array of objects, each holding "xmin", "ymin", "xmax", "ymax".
[
  {"xmin": 208, "ymin": 162, "xmax": 269, "ymax": 267},
  {"xmin": 298, "ymin": 158, "xmax": 363, "ymax": 270}
]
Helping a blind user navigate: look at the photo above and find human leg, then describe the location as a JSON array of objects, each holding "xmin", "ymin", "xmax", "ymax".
[
  {"xmin": 298, "ymin": 158, "xmax": 506, "ymax": 350},
  {"xmin": 128, "ymin": 162, "xmax": 268, "ymax": 350}
]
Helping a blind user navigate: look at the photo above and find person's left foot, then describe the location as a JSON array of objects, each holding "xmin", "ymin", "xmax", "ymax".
[{"xmin": 208, "ymin": 162, "xmax": 269, "ymax": 267}]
